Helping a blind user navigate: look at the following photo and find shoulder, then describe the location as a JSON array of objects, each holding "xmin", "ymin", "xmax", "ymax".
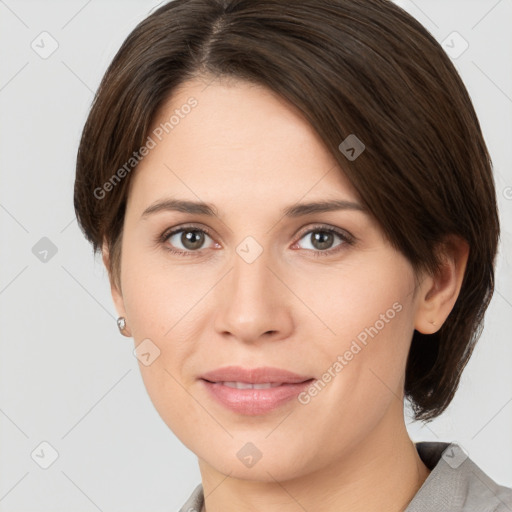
[
  {"xmin": 408, "ymin": 441, "xmax": 512, "ymax": 512},
  {"xmin": 464, "ymin": 454, "xmax": 512, "ymax": 511}
]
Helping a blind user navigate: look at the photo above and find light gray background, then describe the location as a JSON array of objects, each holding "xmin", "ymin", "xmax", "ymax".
[{"xmin": 0, "ymin": 0, "xmax": 511, "ymax": 510}]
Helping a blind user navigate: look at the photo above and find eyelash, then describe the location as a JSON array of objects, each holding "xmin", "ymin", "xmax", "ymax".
[{"xmin": 157, "ymin": 223, "xmax": 355, "ymax": 258}]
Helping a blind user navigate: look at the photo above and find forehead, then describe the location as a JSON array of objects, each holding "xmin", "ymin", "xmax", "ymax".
[{"xmin": 127, "ymin": 77, "xmax": 361, "ymax": 213}]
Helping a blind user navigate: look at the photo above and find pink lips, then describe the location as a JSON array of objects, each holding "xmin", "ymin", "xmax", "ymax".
[{"xmin": 200, "ymin": 366, "xmax": 315, "ymax": 415}]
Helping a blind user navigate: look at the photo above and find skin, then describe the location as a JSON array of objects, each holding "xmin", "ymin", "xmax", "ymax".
[{"xmin": 103, "ymin": 76, "xmax": 469, "ymax": 512}]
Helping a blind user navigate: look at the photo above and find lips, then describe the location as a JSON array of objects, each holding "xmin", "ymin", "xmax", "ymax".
[
  {"xmin": 220, "ymin": 381, "xmax": 283, "ymax": 389},
  {"xmin": 199, "ymin": 366, "xmax": 316, "ymax": 415},
  {"xmin": 200, "ymin": 366, "xmax": 314, "ymax": 385}
]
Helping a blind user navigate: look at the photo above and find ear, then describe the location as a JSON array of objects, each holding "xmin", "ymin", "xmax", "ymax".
[
  {"xmin": 414, "ymin": 235, "xmax": 470, "ymax": 334},
  {"xmin": 102, "ymin": 239, "xmax": 130, "ymax": 333}
]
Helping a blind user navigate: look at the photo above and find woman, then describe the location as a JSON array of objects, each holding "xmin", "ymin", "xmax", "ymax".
[{"xmin": 73, "ymin": 0, "xmax": 512, "ymax": 510}]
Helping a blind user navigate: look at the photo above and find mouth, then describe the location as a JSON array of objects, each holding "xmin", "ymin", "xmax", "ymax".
[
  {"xmin": 199, "ymin": 366, "xmax": 316, "ymax": 415},
  {"xmin": 203, "ymin": 381, "xmax": 297, "ymax": 389},
  {"xmin": 200, "ymin": 365, "xmax": 314, "ymax": 384}
]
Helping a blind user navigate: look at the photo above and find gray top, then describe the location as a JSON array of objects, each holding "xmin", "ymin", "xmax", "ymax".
[{"xmin": 178, "ymin": 441, "xmax": 512, "ymax": 511}]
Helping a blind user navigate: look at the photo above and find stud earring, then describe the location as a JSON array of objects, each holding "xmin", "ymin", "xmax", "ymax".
[{"xmin": 117, "ymin": 317, "xmax": 130, "ymax": 337}]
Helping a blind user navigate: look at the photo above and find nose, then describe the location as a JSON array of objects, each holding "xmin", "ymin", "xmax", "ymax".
[{"xmin": 213, "ymin": 247, "xmax": 294, "ymax": 344}]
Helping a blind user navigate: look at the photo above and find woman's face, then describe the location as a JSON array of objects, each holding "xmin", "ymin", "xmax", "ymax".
[{"xmin": 111, "ymin": 77, "xmax": 425, "ymax": 481}]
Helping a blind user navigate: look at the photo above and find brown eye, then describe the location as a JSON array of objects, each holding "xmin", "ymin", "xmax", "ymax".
[
  {"xmin": 296, "ymin": 227, "xmax": 349, "ymax": 254},
  {"xmin": 164, "ymin": 227, "xmax": 214, "ymax": 254},
  {"xmin": 301, "ymin": 229, "xmax": 342, "ymax": 251},
  {"xmin": 308, "ymin": 231, "xmax": 336, "ymax": 250}
]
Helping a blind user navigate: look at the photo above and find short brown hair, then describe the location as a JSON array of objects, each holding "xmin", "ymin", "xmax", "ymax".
[{"xmin": 74, "ymin": 0, "xmax": 500, "ymax": 421}]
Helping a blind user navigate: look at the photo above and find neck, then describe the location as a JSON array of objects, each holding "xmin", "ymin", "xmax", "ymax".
[{"xmin": 198, "ymin": 403, "xmax": 431, "ymax": 512}]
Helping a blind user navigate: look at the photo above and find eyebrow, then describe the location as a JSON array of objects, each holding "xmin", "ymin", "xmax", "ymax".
[{"xmin": 141, "ymin": 198, "xmax": 367, "ymax": 219}]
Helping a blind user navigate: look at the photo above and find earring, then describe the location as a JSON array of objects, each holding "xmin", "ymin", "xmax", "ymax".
[{"xmin": 117, "ymin": 317, "xmax": 130, "ymax": 337}]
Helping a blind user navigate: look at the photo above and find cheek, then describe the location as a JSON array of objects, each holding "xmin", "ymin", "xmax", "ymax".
[
  {"xmin": 293, "ymin": 291, "xmax": 414, "ymax": 464},
  {"xmin": 119, "ymin": 261, "xmax": 206, "ymax": 443},
  {"xmin": 296, "ymin": 260, "xmax": 415, "ymax": 409},
  {"xmin": 294, "ymin": 256, "xmax": 413, "ymax": 352},
  {"xmin": 120, "ymin": 244, "xmax": 204, "ymax": 339}
]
